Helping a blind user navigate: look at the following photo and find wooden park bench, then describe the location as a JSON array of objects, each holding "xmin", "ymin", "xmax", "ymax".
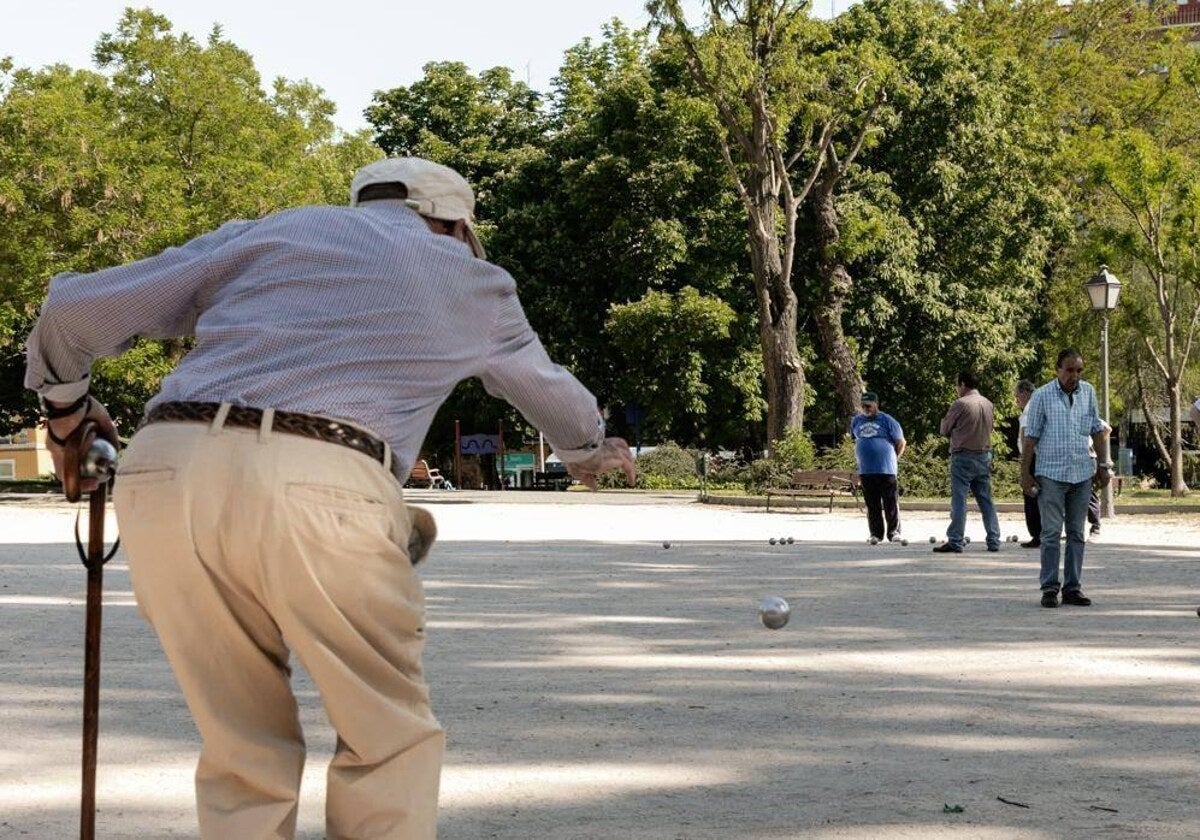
[
  {"xmin": 406, "ymin": 459, "xmax": 446, "ymax": 489},
  {"xmin": 533, "ymin": 470, "xmax": 573, "ymax": 491},
  {"xmin": 765, "ymin": 469, "xmax": 862, "ymax": 512}
]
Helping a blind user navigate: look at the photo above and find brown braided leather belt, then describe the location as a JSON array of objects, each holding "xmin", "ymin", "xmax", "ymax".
[{"xmin": 144, "ymin": 401, "xmax": 387, "ymax": 466}]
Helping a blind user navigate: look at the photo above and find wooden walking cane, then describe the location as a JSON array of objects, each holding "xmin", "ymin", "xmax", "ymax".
[{"xmin": 62, "ymin": 420, "xmax": 119, "ymax": 840}]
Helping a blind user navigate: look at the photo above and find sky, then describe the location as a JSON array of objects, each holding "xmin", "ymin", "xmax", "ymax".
[
  {"xmin": 1, "ymin": 1, "xmax": 662, "ymax": 133},
  {"xmin": 4, "ymin": 1, "xmax": 853, "ymax": 133}
]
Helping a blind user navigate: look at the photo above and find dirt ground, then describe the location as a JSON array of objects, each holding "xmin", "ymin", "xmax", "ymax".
[{"xmin": 1, "ymin": 493, "xmax": 1198, "ymax": 839}]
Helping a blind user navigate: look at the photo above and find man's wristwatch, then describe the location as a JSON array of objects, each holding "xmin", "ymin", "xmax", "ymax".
[{"xmin": 1097, "ymin": 462, "xmax": 1113, "ymax": 470}]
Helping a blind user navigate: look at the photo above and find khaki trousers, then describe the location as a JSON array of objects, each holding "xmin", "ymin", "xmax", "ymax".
[{"xmin": 113, "ymin": 416, "xmax": 443, "ymax": 839}]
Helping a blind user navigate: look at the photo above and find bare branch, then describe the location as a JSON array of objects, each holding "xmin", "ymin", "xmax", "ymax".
[
  {"xmin": 841, "ymin": 89, "xmax": 887, "ymax": 172},
  {"xmin": 717, "ymin": 133, "xmax": 752, "ymax": 210},
  {"xmin": 789, "ymin": 121, "xmax": 835, "ymax": 207},
  {"xmin": 1134, "ymin": 362, "xmax": 1172, "ymax": 466},
  {"xmin": 1142, "ymin": 331, "xmax": 1171, "ymax": 382}
]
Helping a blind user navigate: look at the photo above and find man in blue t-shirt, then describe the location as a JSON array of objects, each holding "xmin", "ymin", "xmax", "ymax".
[{"xmin": 851, "ymin": 391, "xmax": 907, "ymax": 542}]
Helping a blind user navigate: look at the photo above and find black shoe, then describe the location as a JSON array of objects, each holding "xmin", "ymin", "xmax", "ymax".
[
  {"xmin": 1089, "ymin": 526, "xmax": 1100, "ymax": 536},
  {"xmin": 1041, "ymin": 590, "xmax": 1059, "ymax": 608},
  {"xmin": 932, "ymin": 542, "xmax": 962, "ymax": 553},
  {"xmin": 1021, "ymin": 539, "xmax": 1040, "ymax": 548},
  {"xmin": 987, "ymin": 545, "xmax": 1000, "ymax": 552},
  {"xmin": 1062, "ymin": 590, "xmax": 1092, "ymax": 606}
]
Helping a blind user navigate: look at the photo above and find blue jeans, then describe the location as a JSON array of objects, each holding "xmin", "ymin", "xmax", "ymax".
[
  {"xmin": 947, "ymin": 452, "xmax": 1000, "ymax": 548},
  {"xmin": 1037, "ymin": 477, "xmax": 1091, "ymax": 593}
]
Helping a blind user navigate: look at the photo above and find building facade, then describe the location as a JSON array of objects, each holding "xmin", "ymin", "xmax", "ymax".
[{"xmin": 0, "ymin": 427, "xmax": 54, "ymax": 481}]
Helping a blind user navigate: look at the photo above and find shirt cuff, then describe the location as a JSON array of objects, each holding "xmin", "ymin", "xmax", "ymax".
[
  {"xmin": 547, "ymin": 418, "xmax": 606, "ymax": 464},
  {"xmin": 38, "ymin": 379, "xmax": 90, "ymax": 405}
]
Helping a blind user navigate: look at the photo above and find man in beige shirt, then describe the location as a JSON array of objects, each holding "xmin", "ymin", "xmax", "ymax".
[{"xmin": 935, "ymin": 370, "xmax": 1001, "ymax": 552}]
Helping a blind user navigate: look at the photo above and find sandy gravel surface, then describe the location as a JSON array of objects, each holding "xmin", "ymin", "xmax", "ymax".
[{"xmin": 1, "ymin": 495, "xmax": 1198, "ymax": 839}]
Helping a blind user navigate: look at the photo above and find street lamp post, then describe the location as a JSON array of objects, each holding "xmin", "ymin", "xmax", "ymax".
[{"xmin": 1084, "ymin": 265, "xmax": 1122, "ymax": 518}]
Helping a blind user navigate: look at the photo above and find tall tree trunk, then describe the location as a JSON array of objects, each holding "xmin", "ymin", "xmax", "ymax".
[
  {"xmin": 747, "ymin": 206, "xmax": 804, "ymax": 449},
  {"xmin": 1168, "ymin": 383, "xmax": 1186, "ymax": 496},
  {"xmin": 810, "ymin": 177, "xmax": 863, "ymax": 422}
]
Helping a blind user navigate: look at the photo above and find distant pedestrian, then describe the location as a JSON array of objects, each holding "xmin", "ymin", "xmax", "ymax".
[
  {"xmin": 850, "ymin": 391, "xmax": 906, "ymax": 543},
  {"xmin": 935, "ymin": 371, "xmax": 1001, "ymax": 553},
  {"xmin": 1019, "ymin": 349, "xmax": 1110, "ymax": 608}
]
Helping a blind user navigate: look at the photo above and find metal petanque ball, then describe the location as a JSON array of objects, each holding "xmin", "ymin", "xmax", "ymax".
[
  {"xmin": 868, "ymin": 536, "xmax": 879, "ymax": 545},
  {"xmin": 964, "ymin": 536, "xmax": 971, "ymax": 544},
  {"xmin": 769, "ymin": 537, "xmax": 777, "ymax": 545},
  {"xmin": 901, "ymin": 539, "xmax": 908, "ymax": 546},
  {"xmin": 787, "ymin": 536, "xmax": 795, "ymax": 545},
  {"xmin": 929, "ymin": 536, "xmax": 937, "ymax": 544},
  {"xmin": 759, "ymin": 596, "xmax": 790, "ymax": 630},
  {"xmin": 81, "ymin": 438, "xmax": 118, "ymax": 479},
  {"xmin": 662, "ymin": 541, "xmax": 671, "ymax": 549}
]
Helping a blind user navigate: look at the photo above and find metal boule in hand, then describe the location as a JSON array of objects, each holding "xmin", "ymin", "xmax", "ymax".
[{"xmin": 81, "ymin": 438, "xmax": 118, "ymax": 480}]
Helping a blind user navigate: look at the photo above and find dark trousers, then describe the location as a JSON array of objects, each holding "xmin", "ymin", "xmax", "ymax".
[
  {"xmin": 860, "ymin": 473, "xmax": 900, "ymax": 540},
  {"xmin": 1024, "ymin": 491, "xmax": 1041, "ymax": 541},
  {"xmin": 1088, "ymin": 489, "xmax": 1101, "ymax": 531}
]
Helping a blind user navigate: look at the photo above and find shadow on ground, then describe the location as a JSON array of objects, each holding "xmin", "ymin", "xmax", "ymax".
[{"xmin": 2, "ymin": 539, "xmax": 1199, "ymax": 839}]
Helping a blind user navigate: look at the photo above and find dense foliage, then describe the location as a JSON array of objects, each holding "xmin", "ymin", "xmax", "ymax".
[{"xmin": 3, "ymin": 2, "xmax": 1197, "ymax": 488}]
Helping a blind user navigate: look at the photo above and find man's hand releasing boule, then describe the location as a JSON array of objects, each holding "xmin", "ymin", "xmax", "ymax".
[{"xmin": 565, "ymin": 437, "xmax": 637, "ymax": 490}]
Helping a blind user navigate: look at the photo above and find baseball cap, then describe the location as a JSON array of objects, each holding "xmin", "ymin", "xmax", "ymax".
[
  {"xmin": 861, "ymin": 391, "xmax": 879, "ymax": 403},
  {"xmin": 350, "ymin": 157, "xmax": 486, "ymax": 258}
]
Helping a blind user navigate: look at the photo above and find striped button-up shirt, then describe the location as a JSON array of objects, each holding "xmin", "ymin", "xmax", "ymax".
[
  {"xmin": 25, "ymin": 201, "xmax": 604, "ymax": 481},
  {"xmin": 1024, "ymin": 377, "xmax": 1105, "ymax": 484}
]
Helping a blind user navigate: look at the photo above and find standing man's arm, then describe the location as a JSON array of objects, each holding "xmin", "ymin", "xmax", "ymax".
[
  {"xmin": 892, "ymin": 416, "xmax": 906, "ymax": 458},
  {"xmin": 1019, "ymin": 437, "xmax": 1039, "ymax": 495},
  {"xmin": 1019, "ymin": 391, "xmax": 1043, "ymax": 496},
  {"xmin": 1091, "ymin": 405, "xmax": 1112, "ymax": 488},
  {"xmin": 939, "ymin": 401, "xmax": 961, "ymax": 438}
]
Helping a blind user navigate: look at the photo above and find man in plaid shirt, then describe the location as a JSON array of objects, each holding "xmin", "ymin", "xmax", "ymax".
[{"xmin": 1019, "ymin": 349, "xmax": 1112, "ymax": 608}]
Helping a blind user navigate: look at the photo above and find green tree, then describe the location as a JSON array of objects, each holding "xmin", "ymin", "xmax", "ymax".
[
  {"xmin": 649, "ymin": 0, "xmax": 925, "ymax": 446},
  {"xmin": 1080, "ymin": 127, "xmax": 1200, "ymax": 494},
  {"xmin": 962, "ymin": 0, "xmax": 1200, "ymax": 491},
  {"xmin": 827, "ymin": 0, "xmax": 1069, "ymax": 437},
  {"xmin": 604, "ymin": 286, "xmax": 741, "ymax": 441},
  {"xmin": 366, "ymin": 61, "xmax": 547, "ymax": 237},
  {"xmin": 491, "ymin": 23, "xmax": 763, "ymax": 451}
]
